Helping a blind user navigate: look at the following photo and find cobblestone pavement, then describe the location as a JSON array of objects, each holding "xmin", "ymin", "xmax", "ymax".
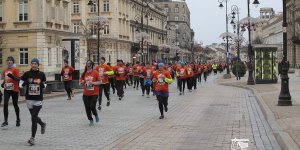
[{"xmin": 0, "ymin": 75, "xmax": 279, "ymax": 150}]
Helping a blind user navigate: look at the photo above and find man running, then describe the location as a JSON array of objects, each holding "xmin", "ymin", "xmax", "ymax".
[
  {"xmin": 95, "ymin": 57, "xmax": 114, "ymax": 110},
  {"xmin": 114, "ymin": 60, "xmax": 128, "ymax": 100},
  {"xmin": 60, "ymin": 60, "xmax": 74, "ymax": 100},
  {"xmin": 1, "ymin": 56, "xmax": 21, "ymax": 128},
  {"xmin": 141, "ymin": 62, "xmax": 154, "ymax": 98},
  {"xmin": 153, "ymin": 63, "xmax": 173, "ymax": 119},
  {"xmin": 20, "ymin": 58, "xmax": 47, "ymax": 146},
  {"xmin": 176, "ymin": 62, "xmax": 188, "ymax": 95}
]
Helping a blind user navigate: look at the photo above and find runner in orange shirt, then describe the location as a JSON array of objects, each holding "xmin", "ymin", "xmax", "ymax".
[
  {"xmin": 60, "ymin": 60, "xmax": 74, "ymax": 100},
  {"xmin": 1, "ymin": 56, "xmax": 21, "ymax": 128},
  {"xmin": 95, "ymin": 57, "xmax": 114, "ymax": 110},
  {"xmin": 80, "ymin": 60, "xmax": 101, "ymax": 126},
  {"xmin": 141, "ymin": 62, "xmax": 154, "ymax": 98},
  {"xmin": 114, "ymin": 60, "xmax": 128, "ymax": 100},
  {"xmin": 153, "ymin": 63, "xmax": 173, "ymax": 119},
  {"xmin": 176, "ymin": 62, "xmax": 188, "ymax": 95},
  {"xmin": 132, "ymin": 61, "xmax": 141, "ymax": 90}
]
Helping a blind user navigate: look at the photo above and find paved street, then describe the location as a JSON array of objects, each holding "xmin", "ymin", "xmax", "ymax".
[{"xmin": 0, "ymin": 75, "xmax": 279, "ymax": 150}]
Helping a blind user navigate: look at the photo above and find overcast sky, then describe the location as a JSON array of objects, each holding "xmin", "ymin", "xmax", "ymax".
[{"xmin": 186, "ymin": 0, "xmax": 283, "ymax": 46}]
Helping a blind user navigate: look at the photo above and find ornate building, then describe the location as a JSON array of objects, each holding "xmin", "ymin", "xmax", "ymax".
[
  {"xmin": 0, "ymin": 0, "xmax": 82, "ymax": 74},
  {"xmin": 71, "ymin": 0, "xmax": 166, "ymax": 64},
  {"xmin": 287, "ymin": 0, "xmax": 300, "ymax": 68}
]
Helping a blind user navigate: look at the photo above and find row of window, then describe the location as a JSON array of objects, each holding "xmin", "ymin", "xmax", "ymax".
[
  {"xmin": 0, "ymin": 0, "xmax": 28, "ymax": 22},
  {"xmin": 73, "ymin": 0, "xmax": 110, "ymax": 14},
  {"xmin": 0, "ymin": 48, "xmax": 28, "ymax": 65},
  {"xmin": 73, "ymin": 23, "xmax": 109, "ymax": 35},
  {"xmin": 0, "ymin": 48, "xmax": 61, "ymax": 66},
  {"xmin": 164, "ymin": 7, "xmax": 180, "ymax": 13}
]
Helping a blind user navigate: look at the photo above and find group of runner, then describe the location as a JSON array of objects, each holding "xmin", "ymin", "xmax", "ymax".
[{"xmin": 0, "ymin": 55, "xmax": 225, "ymax": 146}]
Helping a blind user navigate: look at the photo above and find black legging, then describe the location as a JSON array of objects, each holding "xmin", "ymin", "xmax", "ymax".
[
  {"xmin": 133, "ymin": 76, "xmax": 139, "ymax": 88},
  {"xmin": 98, "ymin": 83, "xmax": 110, "ymax": 106},
  {"xmin": 204, "ymin": 72, "xmax": 207, "ymax": 81},
  {"xmin": 3, "ymin": 90, "xmax": 20, "ymax": 122},
  {"xmin": 64, "ymin": 81, "xmax": 72, "ymax": 98},
  {"xmin": 29, "ymin": 105, "xmax": 45, "ymax": 138},
  {"xmin": 178, "ymin": 78, "xmax": 187, "ymax": 93},
  {"xmin": 157, "ymin": 95, "xmax": 168, "ymax": 116},
  {"xmin": 115, "ymin": 80, "xmax": 124, "ymax": 97},
  {"xmin": 139, "ymin": 78, "xmax": 145, "ymax": 94},
  {"xmin": 198, "ymin": 73, "xmax": 202, "ymax": 82},
  {"xmin": 83, "ymin": 95, "xmax": 98, "ymax": 121},
  {"xmin": 108, "ymin": 77, "xmax": 115, "ymax": 93}
]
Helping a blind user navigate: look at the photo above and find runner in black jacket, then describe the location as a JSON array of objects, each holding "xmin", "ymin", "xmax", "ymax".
[{"xmin": 20, "ymin": 58, "xmax": 46, "ymax": 146}]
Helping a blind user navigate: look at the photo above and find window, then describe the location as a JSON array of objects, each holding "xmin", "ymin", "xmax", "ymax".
[
  {"xmin": 164, "ymin": 7, "xmax": 168, "ymax": 13},
  {"xmin": 90, "ymin": 3, "xmax": 96, "ymax": 12},
  {"xmin": 0, "ymin": 1, "xmax": 3, "ymax": 22},
  {"xmin": 73, "ymin": 22, "xmax": 80, "ymax": 33},
  {"xmin": 19, "ymin": 0, "xmax": 28, "ymax": 21},
  {"xmin": 19, "ymin": 48, "xmax": 28, "ymax": 65},
  {"xmin": 90, "ymin": 25, "xmax": 96, "ymax": 35},
  {"xmin": 103, "ymin": 0, "xmax": 109, "ymax": 12},
  {"xmin": 92, "ymin": 53, "xmax": 97, "ymax": 63},
  {"xmin": 0, "ymin": 48, "xmax": 2, "ymax": 65},
  {"xmin": 174, "ymin": 16, "xmax": 178, "ymax": 21},
  {"xmin": 174, "ymin": 7, "xmax": 179, "ymax": 13},
  {"xmin": 64, "ymin": 5, "xmax": 68, "ymax": 24},
  {"xmin": 73, "ymin": 1, "xmax": 79, "ymax": 13},
  {"xmin": 48, "ymin": 48, "xmax": 51, "ymax": 66},
  {"xmin": 104, "ymin": 25, "xmax": 109, "ymax": 35}
]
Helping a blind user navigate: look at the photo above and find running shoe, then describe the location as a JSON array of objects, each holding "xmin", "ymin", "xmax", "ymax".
[
  {"xmin": 67, "ymin": 97, "xmax": 71, "ymax": 100},
  {"xmin": 119, "ymin": 97, "xmax": 121, "ymax": 100},
  {"xmin": 107, "ymin": 100, "xmax": 110, "ymax": 106},
  {"xmin": 146, "ymin": 95, "xmax": 150, "ymax": 98},
  {"xmin": 1, "ymin": 122, "xmax": 8, "ymax": 127},
  {"xmin": 179, "ymin": 92, "xmax": 182, "ymax": 95},
  {"xmin": 165, "ymin": 106, "xmax": 168, "ymax": 112},
  {"xmin": 98, "ymin": 105, "xmax": 102, "ymax": 110},
  {"xmin": 159, "ymin": 115, "xmax": 164, "ymax": 119},
  {"xmin": 95, "ymin": 116, "xmax": 99, "ymax": 123},
  {"xmin": 27, "ymin": 137, "xmax": 35, "ymax": 146},
  {"xmin": 16, "ymin": 120, "xmax": 20, "ymax": 127},
  {"xmin": 142, "ymin": 94, "xmax": 145, "ymax": 96},
  {"xmin": 41, "ymin": 123, "xmax": 46, "ymax": 134}
]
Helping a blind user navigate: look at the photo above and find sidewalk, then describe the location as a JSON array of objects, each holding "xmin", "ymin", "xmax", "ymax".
[{"xmin": 218, "ymin": 70, "xmax": 300, "ymax": 150}]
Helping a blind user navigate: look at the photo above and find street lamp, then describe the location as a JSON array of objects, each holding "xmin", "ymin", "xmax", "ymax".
[
  {"xmin": 218, "ymin": 0, "xmax": 231, "ymax": 76},
  {"xmin": 278, "ymin": 0, "xmax": 292, "ymax": 106},
  {"xmin": 88, "ymin": 0, "xmax": 108, "ymax": 64},
  {"xmin": 239, "ymin": 0, "xmax": 260, "ymax": 85},
  {"xmin": 230, "ymin": 5, "xmax": 244, "ymax": 60},
  {"xmin": 133, "ymin": 0, "xmax": 154, "ymax": 63}
]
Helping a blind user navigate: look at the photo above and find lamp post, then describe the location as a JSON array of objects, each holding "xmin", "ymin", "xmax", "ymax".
[
  {"xmin": 218, "ymin": 0, "xmax": 230, "ymax": 75},
  {"xmin": 230, "ymin": 5, "xmax": 241, "ymax": 59},
  {"xmin": 245, "ymin": 0, "xmax": 260, "ymax": 85},
  {"xmin": 134, "ymin": 0, "xmax": 154, "ymax": 63},
  {"xmin": 278, "ymin": 0, "xmax": 292, "ymax": 106},
  {"xmin": 88, "ymin": 0, "xmax": 108, "ymax": 64}
]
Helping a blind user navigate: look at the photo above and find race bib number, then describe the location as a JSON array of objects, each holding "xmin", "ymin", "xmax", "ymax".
[
  {"xmin": 118, "ymin": 68, "xmax": 125, "ymax": 74},
  {"xmin": 5, "ymin": 83, "xmax": 14, "ymax": 90},
  {"xmin": 29, "ymin": 84, "xmax": 40, "ymax": 96},
  {"xmin": 180, "ymin": 70, "xmax": 185, "ymax": 76},
  {"xmin": 64, "ymin": 74, "xmax": 69, "ymax": 80},
  {"xmin": 85, "ymin": 82, "xmax": 94, "ymax": 91},
  {"xmin": 146, "ymin": 70, "xmax": 151, "ymax": 78},
  {"xmin": 158, "ymin": 74, "xmax": 165, "ymax": 83}
]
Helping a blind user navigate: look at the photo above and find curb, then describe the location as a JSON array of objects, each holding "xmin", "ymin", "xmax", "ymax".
[{"xmin": 219, "ymin": 82, "xmax": 299, "ymax": 150}]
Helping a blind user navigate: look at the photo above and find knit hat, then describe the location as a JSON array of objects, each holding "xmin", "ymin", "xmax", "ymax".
[
  {"xmin": 158, "ymin": 63, "xmax": 165, "ymax": 67},
  {"xmin": 31, "ymin": 58, "xmax": 40, "ymax": 65}
]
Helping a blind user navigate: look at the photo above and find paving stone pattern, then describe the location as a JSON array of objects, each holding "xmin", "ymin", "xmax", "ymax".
[{"xmin": 0, "ymin": 75, "xmax": 279, "ymax": 150}]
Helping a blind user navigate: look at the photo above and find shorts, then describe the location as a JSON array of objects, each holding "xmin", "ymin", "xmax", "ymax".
[{"xmin": 26, "ymin": 100, "xmax": 43, "ymax": 109}]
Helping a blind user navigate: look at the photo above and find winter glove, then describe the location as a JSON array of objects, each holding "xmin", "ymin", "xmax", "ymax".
[
  {"xmin": 1, "ymin": 82, "xmax": 4, "ymax": 88},
  {"xmin": 7, "ymin": 73, "xmax": 15, "ymax": 80}
]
